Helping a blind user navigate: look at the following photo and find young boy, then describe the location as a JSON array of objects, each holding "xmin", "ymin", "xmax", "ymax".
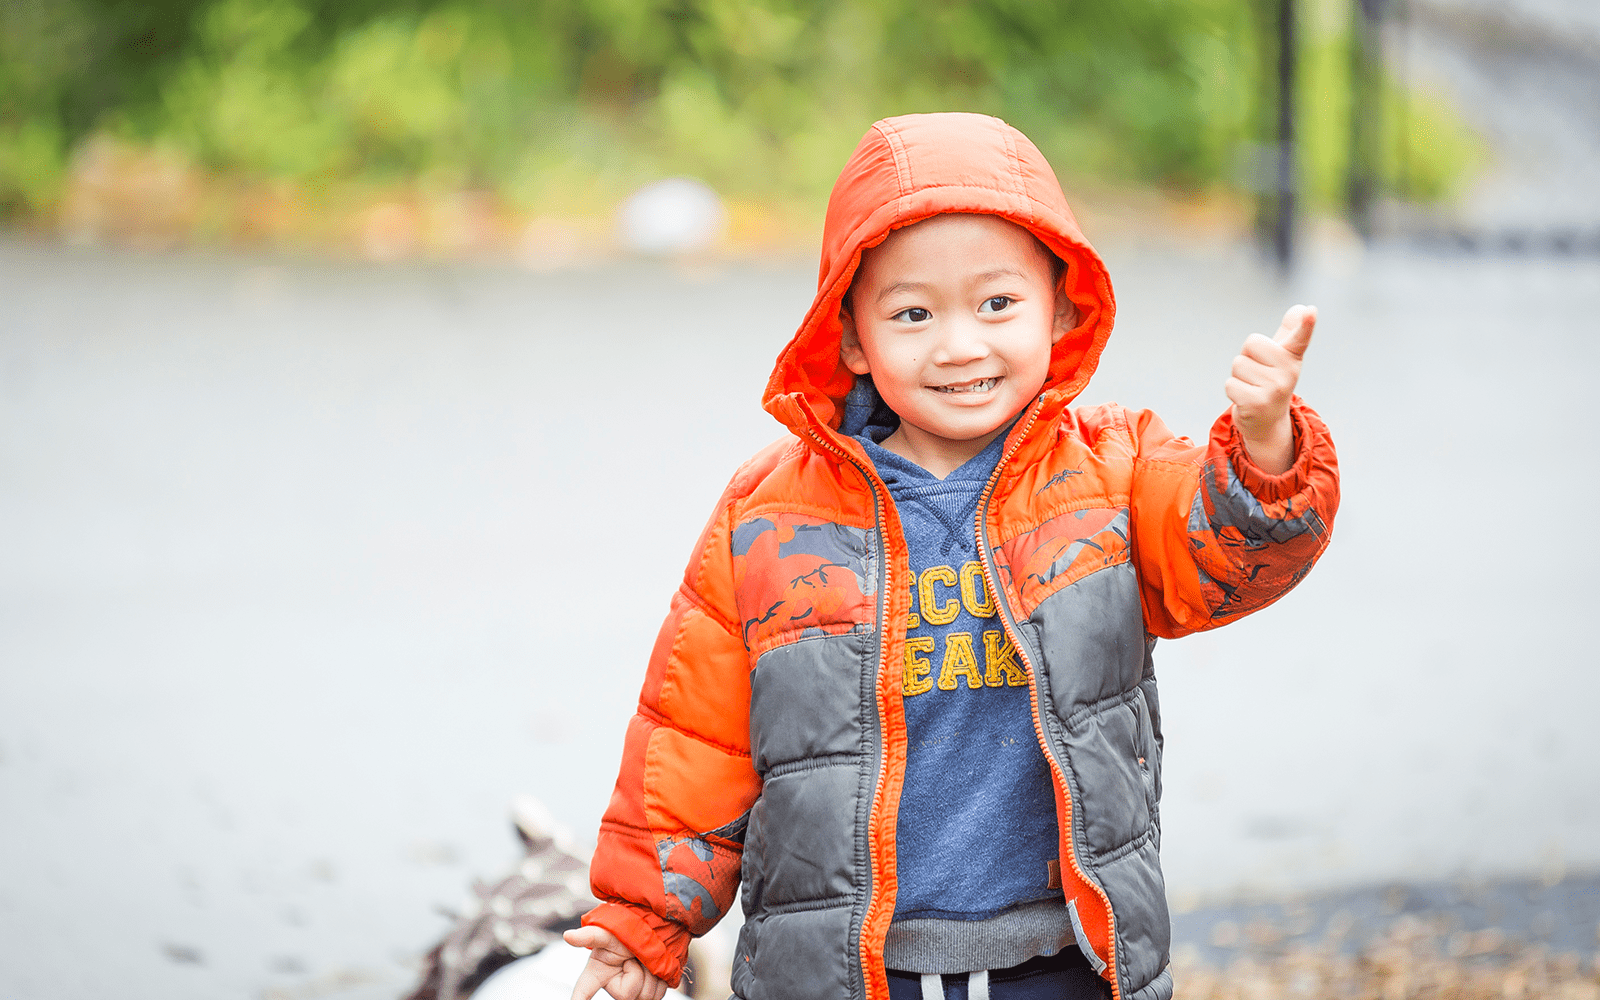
[{"xmin": 566, "ymin": 113, "xmax": 1338, "ymax": 1000}]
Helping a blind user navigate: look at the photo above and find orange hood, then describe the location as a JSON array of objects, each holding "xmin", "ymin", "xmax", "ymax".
[{"xmin": 762, "ymin": 112, "xmax": 1117, "ymax": 436}]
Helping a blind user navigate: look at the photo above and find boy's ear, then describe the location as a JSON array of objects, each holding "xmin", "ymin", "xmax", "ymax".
[
  {"xmin": 838, "ymin": 306, "xmax": 872, "ymax": 375},
  {"xmin": 1051, "ymin": 288, "xmax": 1081, "ymax": 345}
]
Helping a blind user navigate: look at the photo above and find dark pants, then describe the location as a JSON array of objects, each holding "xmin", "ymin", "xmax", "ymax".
[{"xmin": 886, "ymin": 949, "xmax": 1112, "ymax": 1000}]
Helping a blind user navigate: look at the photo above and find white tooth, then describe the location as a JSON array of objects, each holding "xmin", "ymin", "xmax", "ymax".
[{"xmin": 934, "ymin": 378, "xmax": 998, "ymax": 393}]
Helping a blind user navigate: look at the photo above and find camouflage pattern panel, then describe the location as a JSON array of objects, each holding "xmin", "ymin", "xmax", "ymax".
[
  {"xmin": 1187, "ymin": 453, "xmax": 1328, "ymax": 620},
  {"xmin": 654, "ymin": 810, "xmax": 751, "ymax": 935},
  {"xmin": 994, "ymin": 506, "xmax": 1132, "ymax": 620},
  {"xmin": 731, "ymin": 513, "xmax": 878, "ymax": 658}
]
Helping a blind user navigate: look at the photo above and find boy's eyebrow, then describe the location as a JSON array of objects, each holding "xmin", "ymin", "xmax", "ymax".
[
  {"xmin": 875, "ymin": 281, "xmax": 930, "ymax": 304},
  {"xmin": 975, "ymin": 266, "xmax": 1029, "ymax": 283}
]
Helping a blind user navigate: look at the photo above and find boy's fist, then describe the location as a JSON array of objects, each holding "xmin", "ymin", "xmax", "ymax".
[
  {"xmin": 1225, "ymin": 304, "xmax": 1316, "ymax": 475},
  {"xmin": 565, "ymin": 926, "xmax": 671, "ymax": 1000}
]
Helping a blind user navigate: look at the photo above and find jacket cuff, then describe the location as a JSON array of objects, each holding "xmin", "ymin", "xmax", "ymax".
[
  {"xmin": 1218, "ymin": 397, "xmax": 1316, "ymax": 503},
  {"xmin": 582, "ymin": 901, "xmax": 692, "ymax": 986}
]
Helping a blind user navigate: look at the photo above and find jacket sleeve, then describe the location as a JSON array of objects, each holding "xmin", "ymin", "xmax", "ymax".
[
  {"xmin": 1127, "ymin": 397, "xmax": 1339, "ymax": 639},
  {"xmin": 581, "ymin": 454, "xmax": 774, "ymax": 985}
]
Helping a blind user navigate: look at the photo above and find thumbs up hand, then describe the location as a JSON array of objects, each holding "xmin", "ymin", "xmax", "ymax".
[{"xmin": 1225, "ymin": 304, "xmax": 1316, "ymax": 475}]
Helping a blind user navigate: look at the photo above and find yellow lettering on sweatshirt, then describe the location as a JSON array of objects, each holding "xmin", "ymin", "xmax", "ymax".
[
  {"xmin": 959, "ymin": 561, "xmax": 995, "ymax": 618},
  {"xmin": 918, "ymin": 566, "xmax": 961, "ymax": 625},
  {"xmin": 903, "ymin": 636, "xmax": 935, "ymax": 696},
  {"xmin": 983, "ymin": 630, "xmax": 1028, "ymax": 687},
  {"xmin": 937, "ymin": 632, "xmax": 984, "ymax": 690}
]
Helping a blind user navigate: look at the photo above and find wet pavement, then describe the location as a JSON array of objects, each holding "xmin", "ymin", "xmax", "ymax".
[{"xmin": 1, "ymin": 233, "xmax": 1596, "ymax": 999}]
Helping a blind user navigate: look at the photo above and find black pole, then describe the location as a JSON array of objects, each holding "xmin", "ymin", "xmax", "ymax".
[
  {"xmin": 1347, "ymin": 0, "xmax": 1382, "ymax": 239},
  {"xmin": 1273, "ymin": 0, "xmax": 1297, "ymax": 271},
  {"xmin": 1394, "ymin": 0, "xmax": 1410, "ymax": 201}
]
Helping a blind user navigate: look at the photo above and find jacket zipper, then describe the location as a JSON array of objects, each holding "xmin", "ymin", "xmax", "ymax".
[
  {"xmin": 804, "ymin": 426, "xmax": 894, "ymax": 1000},
  {"xmin": 972, "ymin": 398, "xmax": 1122, "ymax": 1000}
]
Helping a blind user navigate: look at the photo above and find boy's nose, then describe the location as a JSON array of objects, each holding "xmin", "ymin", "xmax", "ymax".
[{"xmin": 931, "ymin": 319, "xmax": 990, "ymax": 365}]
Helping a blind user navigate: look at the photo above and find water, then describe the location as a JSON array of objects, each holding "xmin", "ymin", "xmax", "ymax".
[{"xmin": 2, "ymin": 233, "xmax": 1597, "ymax": 999}]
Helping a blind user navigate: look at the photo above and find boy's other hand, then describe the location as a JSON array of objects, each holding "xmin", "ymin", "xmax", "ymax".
[
  {"xmin": 1225, "ymin": 304, "xmax": 1316, "ymax": 475},
  {"xmin": 565, "ymin": 926, "xmax": 671, "ymax": 1000}
]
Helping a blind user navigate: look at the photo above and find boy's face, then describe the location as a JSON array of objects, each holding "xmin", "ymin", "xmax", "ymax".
[{"xmin": 839, "ymin": 213, "xmax": 1076, "ymax": 471}]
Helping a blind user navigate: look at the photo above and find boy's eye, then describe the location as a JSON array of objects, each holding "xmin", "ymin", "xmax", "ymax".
[
  {"xmin": 892, "ymin": 307, "xmax": 932, "ymax": 323},
  {"xmin": 978, "ymin": 296, "xmax": 1014, "ymax": 314}
]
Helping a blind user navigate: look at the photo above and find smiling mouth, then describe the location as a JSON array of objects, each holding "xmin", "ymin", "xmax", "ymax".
[{"xmin": 930, "ymin": 377, "xmax": 1001, "ymax": 394}]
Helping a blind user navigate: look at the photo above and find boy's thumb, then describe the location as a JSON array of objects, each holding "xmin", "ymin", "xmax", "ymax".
[{"xmin": 1275, "ymin": 304, "xmax": 1316, "ymax": 358}]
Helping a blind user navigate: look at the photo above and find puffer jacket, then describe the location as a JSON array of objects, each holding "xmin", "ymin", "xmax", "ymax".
[{"xmin": 582, "ymin": 113, "xmax": 1340, "ymax": 1000}]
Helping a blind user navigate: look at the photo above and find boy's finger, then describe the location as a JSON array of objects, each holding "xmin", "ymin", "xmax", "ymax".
[
  {"xmin": 570, "ymin": 963, "xmax": 610, "ymax": 1000},
  {"xmin": 1225, "ymin": 376, "xmax": 1275, "ymax": 413},
  {"xmin": 566, "ymin": 927, "xmax": 633, "ymax": 965},
  {"xmin": 1231, "ymin": 353, "xmax": 1286, "ymax": 389},
  {"xmin": 565, "ymin": 927, "xmax": 607, "ymax": 950},
  {"xmin": 1240, "ymin": 333, "xmax": 1296, "ymax": 367},
  {"xmin": 614, "ymin": 960, "xmax": 646, "ymax": 1000},
  {"xmin": 642, "ymin": 969, "xmax": 664, "ymax": 1000},
  {"xmin": 1273, "ymin": 304, "xmax": 1316, "ymax": 358}
]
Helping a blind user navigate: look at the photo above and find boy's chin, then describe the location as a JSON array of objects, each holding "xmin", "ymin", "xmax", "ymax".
[
  {"xmin": 908, "ymin": 417, "xmax": 1014, "ymax": 449},
  {"xmin": 925, "ymin": 404, "xmax": 1021, "ymax": 438}
]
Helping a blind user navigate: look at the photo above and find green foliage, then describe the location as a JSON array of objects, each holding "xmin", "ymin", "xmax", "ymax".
[
  {"xmin": 0, "ymin": 0, "xmax": 93, "ymax": 212},
  {"xmin": 1381, "ymin": 82, "xmax": 1484, "ymax": 203},
  {"xmin": 0, "ymin": 0, "xmax": 1481, "ymax": 227},
  {"xmin": 1295, "ymin": 0, "xmax": 1483, "ymax": 212}
]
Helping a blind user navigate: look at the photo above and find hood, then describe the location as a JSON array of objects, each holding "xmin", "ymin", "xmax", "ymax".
[{"xmin": 762, "ymin": 112, "xmax": 1117, "ymax": 438}]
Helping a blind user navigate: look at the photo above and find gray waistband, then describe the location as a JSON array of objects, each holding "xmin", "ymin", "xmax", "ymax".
[{"xmin": 884, "ymin": 898, "xmax": 1077, "ymax": 975}]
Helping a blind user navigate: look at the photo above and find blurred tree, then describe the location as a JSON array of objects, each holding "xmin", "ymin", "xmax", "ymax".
[{"xmin": 0, "ymin": 0, "xmax": 1479, "ymax": 240}]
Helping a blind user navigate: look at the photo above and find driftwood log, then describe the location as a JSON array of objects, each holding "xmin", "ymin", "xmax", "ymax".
[{"xmin": 405, "ymin": 796, "xmax": 597, "ymax": 1000}]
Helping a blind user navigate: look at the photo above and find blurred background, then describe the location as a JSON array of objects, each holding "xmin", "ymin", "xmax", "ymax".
[{"xmin": 1, "ymin": 1, "xmax": 1596, "ymax": 998}]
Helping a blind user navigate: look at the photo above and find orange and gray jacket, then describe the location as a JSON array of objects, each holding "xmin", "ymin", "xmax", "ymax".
[{"xmin": 582, "ymin": 113, "xmax": 1340, "ymax": 1000}]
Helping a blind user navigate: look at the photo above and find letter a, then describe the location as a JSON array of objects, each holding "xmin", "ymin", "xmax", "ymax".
[{"xmin": 937, "ymin": 632, "xmax": 984, "ymax": 690}]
